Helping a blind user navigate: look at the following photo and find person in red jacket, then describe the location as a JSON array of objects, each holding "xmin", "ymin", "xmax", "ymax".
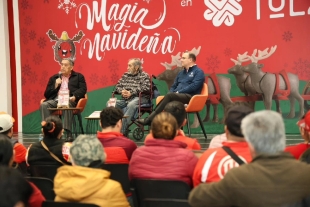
[
  {"xmin": 285, "ymin": 111, "xmax": 310, "ymax": 159},
  {"xmin": 0, "ymin": 134, "xmax": 45, "ymax": 207},
  {"xmin": 97, "ymin": 107, "xmax": 137, "ymax": 164},
  {"xmin": 0, "ymin": 112, "xmax": 27, "ymax": 164},
  {"xmin": 192, "ymin": 104, "xmax": 253, "ymax": 186},
  {"xmin": 144, "ymin": 101, "xmax": 201, "ymax": 150},
  {"xmin": 129, "ymin": 112, "xmax": 198, "ymax": 186}
]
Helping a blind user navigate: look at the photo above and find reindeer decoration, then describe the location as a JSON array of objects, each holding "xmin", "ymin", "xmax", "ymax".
[
  {"xmin": 228, "ymin": 51, "xmax": 281, "ymax": 112},
  {"xmin": 47, "ymin": 29, "xmax": 84, "ymax": 64},
  {"xmin": 243, "ymin": 45, "xmax": 304, "ymax": 118}
]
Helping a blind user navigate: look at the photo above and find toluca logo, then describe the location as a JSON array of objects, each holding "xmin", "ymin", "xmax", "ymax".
[{"xmin": 204, "ymin": 0, "xmax": 242, "ymax": 27}]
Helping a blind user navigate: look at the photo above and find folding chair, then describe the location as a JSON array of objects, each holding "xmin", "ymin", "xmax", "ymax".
[{"xmin": 29, "ymin": 165, "xmax": 60, "ymax": 181}]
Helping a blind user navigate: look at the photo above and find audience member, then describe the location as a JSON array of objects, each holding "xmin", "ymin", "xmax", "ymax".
[
  {"xmin": 144, "ymin": 101, "xmax": 201, "ymax": 150},
  {"xmin": 0, "ymin": 166, "xmax": 33, "ymax": 207},
  {"xmin": 0, "ymin": 135, "xmax": 45, "ymax": 207},
  {"xmin": 192, "ymin": 104, "xmax": 253, "ymax": 186},
  {"xmin": 54, "ymin": 135, "xmax": 129, "ymax": 207},
  {"xmin": 26, "ymin": 116, "xmax": 71, "ymax": 166},
  {"xmin": 285, "ymin": 111, "xmax": 310, "ymax": 159},
  {"xmin": 113, "ymin": 58, "xmax": 150, "ymax": 134},
  {"xmin": 97, "ymin": 107, "xmax": 137, "ymax": 164},
  {"xmin": 129, "ymin": 112, "xmax": 198, "ymax": 186},
  {"xmin": 0, "ymin": 112, "xmax": 27, "ymax": 163},
  {"xmin": 40, "ymin": 58, "xmax": 87, "ymax": 139},
  {"xmin": 189, "ymin": 110, "xmax": 310, "ymax": 207},
  {"xmin": 137, "ymin": 51, "xmax": 205, "ymax": 125}
]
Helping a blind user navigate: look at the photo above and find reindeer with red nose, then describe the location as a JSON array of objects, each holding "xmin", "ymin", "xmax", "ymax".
[
  {"xmin": 47, "ymin": 29, "xmax": 84, "ymax": 64},
  {"xmin": 243, "ymin": 45, "xmax": 304, "ymax": 118}
]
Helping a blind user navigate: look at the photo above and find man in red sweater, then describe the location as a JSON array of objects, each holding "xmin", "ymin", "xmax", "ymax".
[
  {"xmin": 144, "ymin": 101, "xmax": 201, "ymax": 150},
  {"xmin": 0, "ymin": 112, "xmax": 27, "ymax": 164},
  {"xmin": 192, "ymin": 104, "xmax": 253, "ymax": 186}
]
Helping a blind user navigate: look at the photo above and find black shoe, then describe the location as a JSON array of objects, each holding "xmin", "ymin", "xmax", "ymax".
[{"xmin": 136, "ymin": 118, "xmax": 151, "ymax": 126}]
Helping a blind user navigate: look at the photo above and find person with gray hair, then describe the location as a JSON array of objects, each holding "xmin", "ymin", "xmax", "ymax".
[
  {"xmin": 53, "ymin": 135, "xmax": 129, "ymax": 207},
  {"xmin": 189, "ymin": 110, "xmax": 310, "ymax": 207},
  {"xmin": 40, "ymin": 58, "xmax": 87, "ymax": 140},
  {"xmin": 113, "ymin": 58, "xmax": 150, "ymax": 134}
]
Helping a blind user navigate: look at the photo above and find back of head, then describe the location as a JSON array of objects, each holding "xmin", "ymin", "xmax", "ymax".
[
  {"xmin": 225, "ymin": 104, "xmax": 253, "ymax": 138},
  {"xmin": 42, "ymin": 116, "xmax": 63, "ymax": 138},
  {"xmin": 241, "ymin": 110, "xmax": 286, "ymax": 154},
  {"xmin": 70, "ymin": 135, "xmax": 106, "ymax": 168},
  {"xmin": 100, "ymin": 107, "xmax": 124, "ymax": 129},
  {"xmin": 0, "ymin": 113, "xmax": 14, "ymax": 135},
  {"xmin": 164, "ymin": 101, "xmax": 186, "ymax": 128},
  {"xmin": 151, "ymin": 112, "xmax": 178, "ymax": 140},
  {"xmin": 0, "ymin": 166, "xmax": 33, "ymax": 207},
  {"xmin": 0, "ymin": 135, "xmax": 13, "ymax": 166}
]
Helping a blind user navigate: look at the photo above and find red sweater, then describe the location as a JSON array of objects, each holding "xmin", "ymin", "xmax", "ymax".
[
  {"xmin": 285, "ymin": 143, "xmax": 310, "ymax": 159},
  {"xmin": 28, "ymin": 182, "xmax": 45, "ymax": 207},
  {"xmin": 129, "ymin": 139, "xmax": 198, "ymax": 186},
  {"xmin": 97, "ymin": 131, "xmax": 137, "ymax": 164}
]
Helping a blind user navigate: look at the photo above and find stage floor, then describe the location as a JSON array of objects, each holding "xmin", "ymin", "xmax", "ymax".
[{"xmin": 14, "ymin": 133, "xmax": 303, "ymax": 151}]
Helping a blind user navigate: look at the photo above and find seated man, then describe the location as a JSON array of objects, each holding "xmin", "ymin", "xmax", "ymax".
[
  {"xmin": 0, "ymin": 112, "xmax": 27, "ymax": 164},
  {"xmin": 54, "ymin": 135, "xmax": 129, "ymax": 207},
  {"xmin": 39, "ymin": 58, "xmax": 87, "ymax": 139},
  {"xmin": 138, "ymin": 52, "xmax": 205, "ymax": 125},
  {"xmin": 113, "ymin": 58, "xmax": 150, "ymax": 134},
  {"xmin": 129, "ymin": 112, "xmax": 198, "ymax": 186},
  {"xmin": 97, "ymin": 107, "xmax": 137, "ymax": 164},
  {"xmin": 192, "ymin": 104, "xmax": 253, "ymax": 186},
  {"xmin": 189, "ymin": 110, "xmax": 310, "ymax": 207},
  {"xmin": 144, "ymin": 101, "xmax": 201, "ymax": 150}
]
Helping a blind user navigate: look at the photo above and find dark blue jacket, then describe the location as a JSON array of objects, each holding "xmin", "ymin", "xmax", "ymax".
[{"xmin": 170, "ymin": 65, "xmax": 205, "ymax": 96}]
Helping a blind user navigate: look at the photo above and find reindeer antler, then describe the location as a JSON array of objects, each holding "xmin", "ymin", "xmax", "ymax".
[
  {"xmin": 248, "ymin": 45, "xmax": 277, "ymax": 63},
  {"xmin": 46, "ymin": 29, "xmax": 59, "ymax": 41},
  {"xmin": 71, "ymin": 31, "xmax": 84, "ymax": 42},
  {"xmin": 231, "ymin": 51, "xmax": 250, "ymax": 65}
]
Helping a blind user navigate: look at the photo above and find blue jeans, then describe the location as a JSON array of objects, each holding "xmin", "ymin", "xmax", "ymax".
[{"xmin": 116, "ymin": 97, "xmax": 149, "ymax": 134}]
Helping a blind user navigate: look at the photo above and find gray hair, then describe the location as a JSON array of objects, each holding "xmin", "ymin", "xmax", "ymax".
[
  {"xmin": 129, "ymin": 58, "xmax": 142, "ymax": 70},
  {"xmin": 62, "ymin": 58, "xmax": 74, "ymax": 66},
  {"xmin": 241, "ymin": 110, "xmax": 286, "ymax": 154}
]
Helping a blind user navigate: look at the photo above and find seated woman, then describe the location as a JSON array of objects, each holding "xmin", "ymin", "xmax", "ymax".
[
  {"xmin": 0, "ymin": 134, "xmax": 45, "ymax": 207},
  {"xmin": 26, "ymin": 116, "xmax": 71, "ymax": 166},
  {"xmin": 129, "ymin": 112, "xmax": 198, "ymax": 186}
]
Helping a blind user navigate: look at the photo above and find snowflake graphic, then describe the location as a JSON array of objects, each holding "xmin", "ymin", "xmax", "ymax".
[
  {"xmin": 58, "ymin": 0, "xmax": 77, "ymax": 14},
  {"xmin": 111, "ymin": 73, "xmax": 120, "ymax": 84},
  {"xmin": 22, "ymin": 64, "xmax": 32, "ymax": 76},
  {"xmin": 33, "ymin": 53, "xmax": 42, "ymax": 65},
  {"xmin": 28, "ymin": 71, "xmax": 38, "ymax": 83},
  {"xmin": 77, "ymin": 65, "xmax": 83, "ymax": 72},
  {"xmin": 32, "ymin": 90, "xmax": 42, "ymax": 104},
  {"xmin": 37, "ymin": 37, "xmax": 47, "ymax": 49},
  {"xmin": 29, "ymin": 30, "xmax": 36, "ymax": 40},
  {"xmin": 20, "ymin": 28, "xmax": 29, "ymax": 44},
  {"xmin": 22, "ymin": 76, "xmax": 27, "ymax": 86},
  {"xmin": 21, "ymin": 0, "xmax": 29, "ymax": 10},
  {"xmin": 108, "ymin": 59, "xmax": 119, "ymax": 72},
  {"xmin": 39, "ymin": 70, "xmax": 49, "ymax": 86},
  {"xmin": 22, "ymin": 94, "xmax": 31, "ymax": 106},
  {"xmin": 26, "ymin": 48, "xmax": 31, "ymax": 54},
  {"xmin": 100, "ymin": 75, "xmax": 108, "ymax": 86},
  {"xmin": 282, "ymin": 31, "xmax": 293, "ymax": 42},
  {"xmin": 224, "ymin": 48, "xmax": 232, "ymax": 57},
  {"xmin": 24, "ymin": 16, "xmax": 32, "ymax": 25},
  {"xmin": 293, "ymin": 58, "xmax": 310, "ymax": 79},
  {"xmin": 90, "ymin": 73, "xmax": 99, "ymax": 86},
  {"xmin": 206, "ymin": 55, "xmax": 221, "ymax": 72}
]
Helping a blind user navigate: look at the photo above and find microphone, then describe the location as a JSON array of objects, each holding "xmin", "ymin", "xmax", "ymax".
[{"xmin": 58, "ymin": 71, "xmax": 62, "ymax": 79}]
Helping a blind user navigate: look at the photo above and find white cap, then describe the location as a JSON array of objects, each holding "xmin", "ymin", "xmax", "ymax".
[{"xmin": 0, "ymin": 114, "xmax": 14, "ymax": 133}]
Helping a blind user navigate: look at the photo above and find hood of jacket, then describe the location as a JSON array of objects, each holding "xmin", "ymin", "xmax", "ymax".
[{"xmin": 54, "ymin": 165, "xmax": 111, "ymax": 201}]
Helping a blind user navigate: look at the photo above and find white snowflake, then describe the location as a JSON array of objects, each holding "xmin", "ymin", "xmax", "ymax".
[
  {"xmin": 143, "ymin": 0, "xmax": 151, "ymax": 3},
  {"xmin": 58, "ymin": 0, "xmax": 76, "ymax": 14}
]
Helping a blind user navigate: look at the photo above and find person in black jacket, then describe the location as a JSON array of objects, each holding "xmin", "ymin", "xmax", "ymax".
[{"xmin": 39, "ymin": 58, "xmax": 87, "ymax": 139}]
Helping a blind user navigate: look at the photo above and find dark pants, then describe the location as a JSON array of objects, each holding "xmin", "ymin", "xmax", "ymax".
[{"xmin": 149, "ymin": 92, "xmax": 192, "ymax": 120}]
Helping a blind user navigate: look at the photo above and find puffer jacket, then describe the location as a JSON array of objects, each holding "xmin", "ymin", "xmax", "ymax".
[
  {"xmin": 54, "ymin": 165, "xmax": 130, "ymax": 207},
  {"xmin": 129, "ymin": 139, "xmax": 198, "ymax": 186}
]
